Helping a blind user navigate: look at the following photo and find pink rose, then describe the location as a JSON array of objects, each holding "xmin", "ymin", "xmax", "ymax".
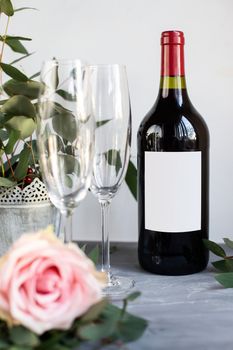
[{"xmin": 0, "ymin": 226, "xmax": 106, "ymax": 334}]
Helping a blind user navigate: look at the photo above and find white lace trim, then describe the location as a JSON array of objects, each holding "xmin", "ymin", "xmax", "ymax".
[{"xmin": 0, "ymin": 178, "xmax": 50, "ymax": 204}]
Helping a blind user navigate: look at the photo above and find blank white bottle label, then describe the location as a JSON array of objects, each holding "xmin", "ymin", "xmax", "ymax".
[{"xmin": 145, "ymin": 151, "xmax": 201, "ymax": 232}]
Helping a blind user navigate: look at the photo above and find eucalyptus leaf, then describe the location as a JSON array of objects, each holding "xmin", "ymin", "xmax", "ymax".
[
  {"xmin": 2, "ymin": 95, "xmax": 36, "ymax": 118},
  {"xmin": 10, "ymin": 326, "xmax": 39, "ymax": 347},
  {"xmin": 58, "ymin": 154, "xmax": 79, "ymax": 175},
  {"xmin": 0, "ymin": 63, "xmax": 28, "ymax": 82},
  {"xmin": 14, "ymin": 7, "xmax": 37, "ymax": 12},
  {"xmin": 80, "ymin": 244, "xmax": 87, "ymax": 252},
  {"xmin": 52, "ymin": 113, "xmax": 76, "ymax": 142},
  {"xmin": 0, "ymin": 129, "xmax": 8, "ymax": 141},
  {"xmin": 0, "ymin": 339, "xmax": 9, "ymax": 349},
  {"xmin": 223, "ymin": 238, "xmax": 233, "ymax": 250},
  {"xmin": 64, "ymin": 174, "xmax": 73, "ymax": 188},
  {"xmin": 0, "ymin": 36, "xmax": 30, "ymax": 54},
  {"xmin": 5, "ymin": 35, "xmax": 32, "ymax": 41},
  {"xmin": 56, "ymin": 89, "xmax": 76, "ymax": 101},
  {"xmin": 0, "ymin": 0, "xmax": 14, "ymax": 16},
  {"xmin": 0, "ymin": 177, "xmax": 16, "ymax": 187},
  {"xmin": 203, "ymin": 239, "xmax": 226, "ymax": 258},
  {"xmin": 125, "ymin": 159, "xmax": 137, "ymax": 200},
  {"xmin": 3, "ymin": 154, "xmax": 18, "ymax": 173},
  {"xmin": 117, "ymin": 312, "xmax": 148, "ymax": 343},
  {"xmin": 3, "ymin": 79, "xmax": 44, "ymax": 99},
  {"xmin": 96, "ymin": 119, "xmax": 111, "ymax": 128},
  {"xmin": 105, "ymin": 149, "xmax": 122, "ymax": 176},
  {"xmin": 4, "ymin": 129, "xmax": 20, "ymax": 153},
  {"xmin": 125, "ymin": 291, "xmax": 141, "ymax": 302},
  {"xmin": 78, "ymin": 318, "xmax": 117, "ymax": 341},
  {"xmin": 215, "ymin": 272, "xmax": 233, "ymax": 288},
  {"xmin": 14, "ymin": 147, "xmax": 31, "ymax": 180},
  {"xmin": 88, "ymin": 245, "xmax": 99, "ymax": 265},
  {"xmin": 10, "ymin": 52, "xmax": 34, "ymax": 65},
  {"xmin": 0, "ymin": 113, "xmax": 12, "ymax": 127},
  {"xmin": 212, "ymin": 259, "xmax": 233, "ymax": 272},
  {"xmin": 81, "ymin": 299, "xmax": 108, "ymax": 323},
  {"xmin": 6, "ymin": 116, "xmax": 36, "ymax": 139}
]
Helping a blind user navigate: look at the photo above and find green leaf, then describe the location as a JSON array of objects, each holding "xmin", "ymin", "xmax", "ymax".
[
  {"xmin": 2, "ymin": 154, "xmax": 18, "ymax": 173},
  {"xmin": 0, "ymin": 177, "xmax": 16, "ymax": 187},
  {"xmin": 105, "ymin": 149, "xmax": 122, "ymax": 176},
  {"xmin": 58, "ymin": 154, "xmax": 79, "ymax": 175},
  {"xmin": 0, "ymin": 129, "xmax": 8, "ymax": 141},
  {"xmin": 5, "ymin": 36, "xmax": 32, "ymax": 41},
  {"xmin": 78, "ymin": 305, "xmax": 120, "ymax": 342},
  {"xmin": 117, "ymin": 312, "xmax": 148, "ymax": 343},
  {"xmin": 0, "ymin": 112, "xmax": 12, "ymax": 127},
  {"xmin": 212, "ymin": 259, "xmax": 233, "ymax": 272},
  {"xmin": 125, "ymin": 291, "xmax": 141, "ymax": 302},
  {"xmin": 0, "ymin": 339, "xmax": 9, "ymax": 349},
  {"xmin": 52, "ymin": 112, "xmax": 76, "ymax": 142},
  {"xmin": 6, "ymin": 116, "xmax": 36, "ymax": 139},
  {"xmin": 14, "ymin": 7, "xmax": 37, "ymax": 12},
  {"xmin": 10, "ymin": 52, "xmax": 34, "ymax": 65},
  {"xmin": 56, "ymin": 89, "xmax": 76, "ymax": 101},
  {"xmin": 14, "ymin": 147, "xmax": 31, "ymax": 180},
  {"xmin": 10, "ymin": 326, "xmax": 39, "ymax": 347},
  {"xmin": 215, "ymin": 272, "xmax": 233, "ymax": 288},
  {"xmin": 2, "ymin": 95, "xmax": 36, "ymax": 118},
  {"xmin": 4, "ymin": 129, "xmax": 20, "ymax": 153},
  {"xmin": 3, "ymin": 79, "xmax": 44, "ymax": 99},
  {"xmin": 125, "ymin": 159, "xmax": 137, "ymax": 200},
  {"xmin": 203, "ymin": 239, "xmax": 226, "ymax": 258},
  {"xmin": 81, "ymin": 299, "xmax": 108, "ymax": 323},
  {"xmin": 0, "ymin": 0, "xmax": 14, "ymax": 16},
  {"xmin": 88, "ymin": 245, "xmax": 99, "ymax": 265},
  {"xmin": 80, "ymin": 244, "xmax": 87, "ymax": 252},
  {"xmin": 64, "ymin": 174, "xmax": 73, "ymax": 188},
  {"xmin": 223, "ymin": 238, "xmax": 233, "ymax": 250},
  {"xmin": 0, "ymin": 36, "xmax": 31, "ymax": 54},
  {"xmin": 96, "ymin": 119, "xmax": 111, "ymax": 128},
  {"xmin": 0, "ymin": 63, "xmax": 28, "ymax": 82}
]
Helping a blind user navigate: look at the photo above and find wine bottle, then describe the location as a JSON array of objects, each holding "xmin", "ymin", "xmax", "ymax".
[{"xmin": 137, "ymin": 31, "xmax": 209, "ymax": 275}]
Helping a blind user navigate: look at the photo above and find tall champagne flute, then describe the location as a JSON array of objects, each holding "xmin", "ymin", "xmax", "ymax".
[
  {"xmin": 90, "ymin": 64, "xmax": 134, "ymax": 297},
  {"xmin": 37, "ymin": 59, "xmax": 94, "ymax": 242}
]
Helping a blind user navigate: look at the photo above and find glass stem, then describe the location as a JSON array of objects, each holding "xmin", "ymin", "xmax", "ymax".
[
  {"xmin": 55, "ymin": 209, "xmax": 62, "ymax": 238},
  {"xmin": 61, "ymin": 209, "xmax": 73, "ymax": 243},
  {"xmin": 100, "ymin": 200, "xmax": 111, "ymax": 282}
]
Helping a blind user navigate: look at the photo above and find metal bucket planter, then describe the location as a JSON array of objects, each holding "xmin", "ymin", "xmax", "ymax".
[{"xmin": 0, "ymin": 178, "xmax": 56, "ymax": 256}]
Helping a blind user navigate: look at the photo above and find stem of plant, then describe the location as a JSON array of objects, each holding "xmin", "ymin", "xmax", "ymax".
[
  {"xmin": 5, "ymin": 152, "xmax": 16, "ymax": 180},
  {"xmin": 29, "ymin": 136, "xmax": 38, "ymax": 174},
  {"xmin": 225, "ymin": 256, "xmax": 233, "ymax": 260},
  {"xmin": 0, "ymin": 157, "xmax": 4, "ymax": 176}
]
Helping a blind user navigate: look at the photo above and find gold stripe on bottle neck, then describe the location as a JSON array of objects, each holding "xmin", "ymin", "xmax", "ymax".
[{"xmin": 160, "ymin": 76, "xmax": 186, "ymax": 89}]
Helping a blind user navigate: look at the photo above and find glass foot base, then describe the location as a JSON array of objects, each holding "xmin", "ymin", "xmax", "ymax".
[{"xmin": 102, "ymin": 275, "xmax": 135, "ymax": 300}]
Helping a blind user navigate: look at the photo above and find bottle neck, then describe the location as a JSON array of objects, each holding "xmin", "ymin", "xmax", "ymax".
[{"xmin": 159, "ymin": 42, "xmax": 187, "ymax": 101}]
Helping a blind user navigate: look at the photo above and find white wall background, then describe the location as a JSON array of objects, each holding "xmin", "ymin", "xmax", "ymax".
[{"xmin": 6, "ymin": 0, "xmax": 233, "ymax": 242}]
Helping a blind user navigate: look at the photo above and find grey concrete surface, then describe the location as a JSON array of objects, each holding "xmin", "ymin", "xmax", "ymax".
[{"xmin": 79, "ymin": 243, "xmax": 232, "ymax": 350}]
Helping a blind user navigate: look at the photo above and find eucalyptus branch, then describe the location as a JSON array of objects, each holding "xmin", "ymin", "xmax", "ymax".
[
  {"xmin": 0, "ymin": 157, "xmax": 4, "ymax": 176},
  {"xmin": 5, "ymin": 151, "xmax": 15, "ymax": 180},
  {"xmin": 24, "ymin": 138, "xmax": 38, "ymax": 175}
]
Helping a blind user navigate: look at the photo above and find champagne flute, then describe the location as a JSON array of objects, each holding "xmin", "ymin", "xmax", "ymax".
[
  {"xmin": 37, "ymin": 59, "xmax": 94, "ymax": 242},
  {"xmin": 90, "ymin": 64, "xmax": 134, "ymax": 297}
]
